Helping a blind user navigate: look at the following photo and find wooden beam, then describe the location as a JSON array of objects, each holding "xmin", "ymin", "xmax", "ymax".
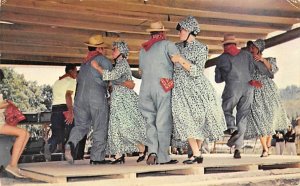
[
  {"xmin": 265, "ymin": 27, "xmax": 300, "ymax": 48},
  {"xmin": 2, "ymin": 5, "xmax": 275, "ymax": 36},
  {"xmin": 139, "ymin": 0, "xmax": 300, "ymax": 17},
  {"xmin": 0, "ymin": 41, "xmax": 140, "ymax": 63},
  {"xmin": 60, "ymin": 0, "xmax": 299, "ymax": 24},
  {"xmin": 27, "ymin": 0, "xmax": 295, "ymax": 30},
  {"xmin": 1, "ymin": 11, "xmax": 266, "ymax": 40}
]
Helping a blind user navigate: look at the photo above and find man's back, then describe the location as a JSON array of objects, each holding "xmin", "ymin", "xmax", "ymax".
[
  {"xmin": 216, "ymin": 50, "xmax": 254, "ymax": 84},
  {"xmin": 52, "ymin": 77, "xmax": 76, "ymax": 105},
  {"xmin": 139, "ymin": 40, "xmax": 177, "ymax": 88}
]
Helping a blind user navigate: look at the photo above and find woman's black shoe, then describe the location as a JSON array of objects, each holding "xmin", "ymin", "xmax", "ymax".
[
  {"xmin": 137, "ymin": 146, "xmax": 148, "ymax": 163},
  {"xmin": 112, "ymin": 154, "xmax": 125, "ymax": 164},
  {"xmin": 260, "ymin": 150, "xmax": 268, "ymax": 158},
  {"xmin": 183, "ymin": 156, "xmax": 203, "ymax": 164},
  {"xmin": 146, "ymin": 153, "xmax": 157, "ymax": 165}
]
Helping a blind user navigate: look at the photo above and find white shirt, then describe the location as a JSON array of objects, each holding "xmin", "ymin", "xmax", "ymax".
[{"xmin": 52, "ymin": 77, "xmax": 76, "ymax": 105}]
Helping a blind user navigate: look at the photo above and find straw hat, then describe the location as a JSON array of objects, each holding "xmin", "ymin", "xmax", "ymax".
[
  {"xmin": 84, "ymin": 35, "xmax": 108, "ymax": 48},
  {"xmin": 146, "ymin": 21, "xmax": 169, "ymax": 32},
  {"xmin": 222, "ymin": 34, "xmax": 238, "ymax": 45}
]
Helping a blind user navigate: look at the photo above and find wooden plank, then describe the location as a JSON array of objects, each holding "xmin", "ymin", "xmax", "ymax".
[
  {"xmin": 104, "ymin": 0, "xmax": 300, "ymax": 13},
  {"xmin": 2, "ymin": 4, "xmax": 279, "ymax": 34},
  {"xmin": 265, "ymin": 27, "xmax": 300, "ymax": 48},
  {"xmin": 62, "ymin": 0, "xmax": 300, "ymax": 24},
  {"xmin": 12, "ymin": 0, "xmax": 292, "ymax": 31},
  {"xmin": 167, "ymin": 167, "xmax": 204, "ymax": 175},
  {"xmin": 21, "ymin": 169, "xmax": 67, "ymax": 183}
]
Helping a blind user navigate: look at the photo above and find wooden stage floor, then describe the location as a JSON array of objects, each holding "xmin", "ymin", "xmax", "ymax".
[{"xmin": 2, "ymin": 154, "xmax": 300, "ymax": 185}]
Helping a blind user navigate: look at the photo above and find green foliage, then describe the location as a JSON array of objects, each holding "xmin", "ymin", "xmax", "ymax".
[{"xmin": 0, "ymin": 67, "xmax": 52, "ymax": 112}]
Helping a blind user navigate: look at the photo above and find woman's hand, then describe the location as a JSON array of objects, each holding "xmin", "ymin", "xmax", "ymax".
[
  {"xmin": 253, "ymin": 54, "xmax": 263, "ymax": 62},
  {"xmin": 122, "ymin": 80, "xmax": 135, "ymax": 89},
  {"xmin": 91, "ymin": 60, "xmax": 104, "ymax": 74},
  {"xmin": 171, "ymin": 54, "xmax": 181, "ymax": 63}
]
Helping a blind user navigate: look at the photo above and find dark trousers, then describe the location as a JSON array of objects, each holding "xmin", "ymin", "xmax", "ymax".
[{"xmin": 49, "ymin": 104, "xmax": 86, "ymax": 159}]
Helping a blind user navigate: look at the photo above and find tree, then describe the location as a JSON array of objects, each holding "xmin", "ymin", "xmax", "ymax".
[{"xmin": 0, "ymin": 67, "xmax": 52, "ymax": 112}]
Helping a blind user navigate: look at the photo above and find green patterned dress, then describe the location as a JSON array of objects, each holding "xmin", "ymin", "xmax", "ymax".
[
  {"xmin": 102, "ymin": 58, "xmax": 146, "ymax": 155},
  {"xmin": 172, "ymin": 40, "xmax": 226, "ymax": 145},
  {"xmin": 245, "ymin": 58, "xmax": 290, "ymax": 139}
]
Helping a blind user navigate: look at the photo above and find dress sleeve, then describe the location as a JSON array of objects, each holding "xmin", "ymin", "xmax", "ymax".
[
  {"xmin": 267, "ymin": 57, "xmax": 278, "ymax": 74},
  {"xmin": 103, "ymin": 62, "xmax": 127, "ymax": 81},
  {"xmin": 189, "ymin": 45, "xmax": 208, "ymax": 77}
]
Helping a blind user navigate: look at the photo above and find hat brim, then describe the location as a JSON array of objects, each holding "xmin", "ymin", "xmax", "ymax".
[
  {"xmin": 84, "ymin": 42, "xmax": 109, "ymax": 48},
  {"xmin": 146, "ymin": 28, "xmax": 169, "ymax": 32},
  {"xmin": 222, "ymin": 40, "xmax": 238, "ymax": 45}
]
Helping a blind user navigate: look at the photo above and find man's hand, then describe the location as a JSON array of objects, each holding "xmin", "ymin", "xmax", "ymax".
[
  {"xmin": 65, "ymin": 111, "xmax": 74, "ymax": 125},
  {"xmin": 122, "ymin": 80, "xmax": 135, "ymax": 89}
]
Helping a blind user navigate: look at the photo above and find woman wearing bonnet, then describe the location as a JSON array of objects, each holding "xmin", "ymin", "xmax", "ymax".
[
  {"xmin": 171, "ymin": 16, "xmax": 226, "ymax": 164},
  {"xmin": 91, "ymin": 41, "xmax": 147, "ymax": 164},
  {"xmin": 244, "ymin": 39, "xmax": 290, "ymax": 157}
]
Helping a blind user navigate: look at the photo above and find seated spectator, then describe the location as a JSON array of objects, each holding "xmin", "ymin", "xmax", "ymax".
[{"xmin": 0, "ymin": 69, "xmax": 29, "ymax": 178}]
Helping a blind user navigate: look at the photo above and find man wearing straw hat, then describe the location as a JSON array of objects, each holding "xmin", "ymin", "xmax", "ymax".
[
  {"xmin": 215, "ymin": 34, "xmax": 256, "ymax": 159},
  {"xmin": 139, "ymin": 21, "xmax": 179, "ymax": 165},
  {"xmin": 65, "ymin": 35, "xmax": 113, "ymax": 165}
]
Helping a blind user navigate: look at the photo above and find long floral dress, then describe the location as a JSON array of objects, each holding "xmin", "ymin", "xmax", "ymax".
[
  {"xmin": 0, "ymin": 94, "xmax": 5, "ymax": 127},
  {"xmin": 102, "ymin": 58, "xmax": 146, "ymax": 155},
  {"xmin": 172, "ymin": 40, "xmax": 226, "ymax": 145},
  {"xmin": 245, "ymin": 58, "xmax": 290, "ymax": 139}
]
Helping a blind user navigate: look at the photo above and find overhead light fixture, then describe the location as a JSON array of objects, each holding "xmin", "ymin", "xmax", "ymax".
[{"xmin": 0, "ymin": 20, "xmax": 14, "ymax": 25}]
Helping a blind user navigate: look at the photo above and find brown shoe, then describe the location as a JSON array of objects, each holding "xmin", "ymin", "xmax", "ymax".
[
  {"xmin": 146, "ymin": 153, "xmax": 157, "ymax": 165},
  {"xmin": 5, "ymin": 165, "xmax": 24, "ymax": 178}
]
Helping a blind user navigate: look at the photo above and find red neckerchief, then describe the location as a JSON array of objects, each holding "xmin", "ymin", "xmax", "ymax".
[
  {"xmin": 142, "ymin": 33, "xmax": 166, "ymax": 51},
  {"xmin": 83, "ymin": 51, "xmax": 101, "ymax": 63},
  {"xmin": 223, "ymin": 44, "xmax": 240, "ymax": 56}
]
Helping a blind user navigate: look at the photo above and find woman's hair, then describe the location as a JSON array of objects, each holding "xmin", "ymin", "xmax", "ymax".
[{"xmin": 0, "ymin": 69, "xmax": 4, "ymax": 82}]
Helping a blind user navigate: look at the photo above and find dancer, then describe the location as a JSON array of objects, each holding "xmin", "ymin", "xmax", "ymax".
[
  {"xmin": 91, "ymin": 41, "xmax": 147, "ymax": 164},
  {"xmin": 245, "ymin": 39, "xmax": 290, "ymax": 157},
  {"xmin": 172, "ymin": 16, "xmax": 226, "ymax": 164}
]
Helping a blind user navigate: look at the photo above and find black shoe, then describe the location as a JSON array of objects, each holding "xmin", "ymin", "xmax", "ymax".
[
  {"xmin": 112, "ymin": 154, "xmax": 125, "ymax": 164},
  {"xmin": 146, "ymin": 153, "xmax": 157, "ymax": 165},
  {"xmin": 183, "ymin": 156, "xmax": 203, "ymax": 164},
  {"xmin": 224, "ymin": 129, "xmax": 234, "ymax": 135},
  {"xmin": 260, "ymin": 150, "xmax": 268, "ymax": 158},
  {"xmin": 90, "ymin": 159, "xmax": 112, "ymax": 165},
  {"xmin": 137, "ymin": 146, "xmax": 148, "ymax": 163},
  {"xmin": 227, "ymin": 130, "xmax": 239, "ymax": 147},
  {"xmin": 160, "ymin": 159, "xmax": 178, "ymax": 165},
  {"xmin": 65, "ymin": 142, "xmax": 75, "ymax": 164},
  {"xmin": 233, "ymin": 149, "xmax": 241, "ymax": 159}
]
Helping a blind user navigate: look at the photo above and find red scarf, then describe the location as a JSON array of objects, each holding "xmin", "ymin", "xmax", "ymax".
[
  {"xmin": 223, "ymin": 44, "xmax": 240, "ymax": 56},
  {"xmin": 142, "ymin": 33, "xmax": 166, "ymax": 51},
  {"xmin": 83, "ymin": 51, "xmax": 101, "ymax": 63}
]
